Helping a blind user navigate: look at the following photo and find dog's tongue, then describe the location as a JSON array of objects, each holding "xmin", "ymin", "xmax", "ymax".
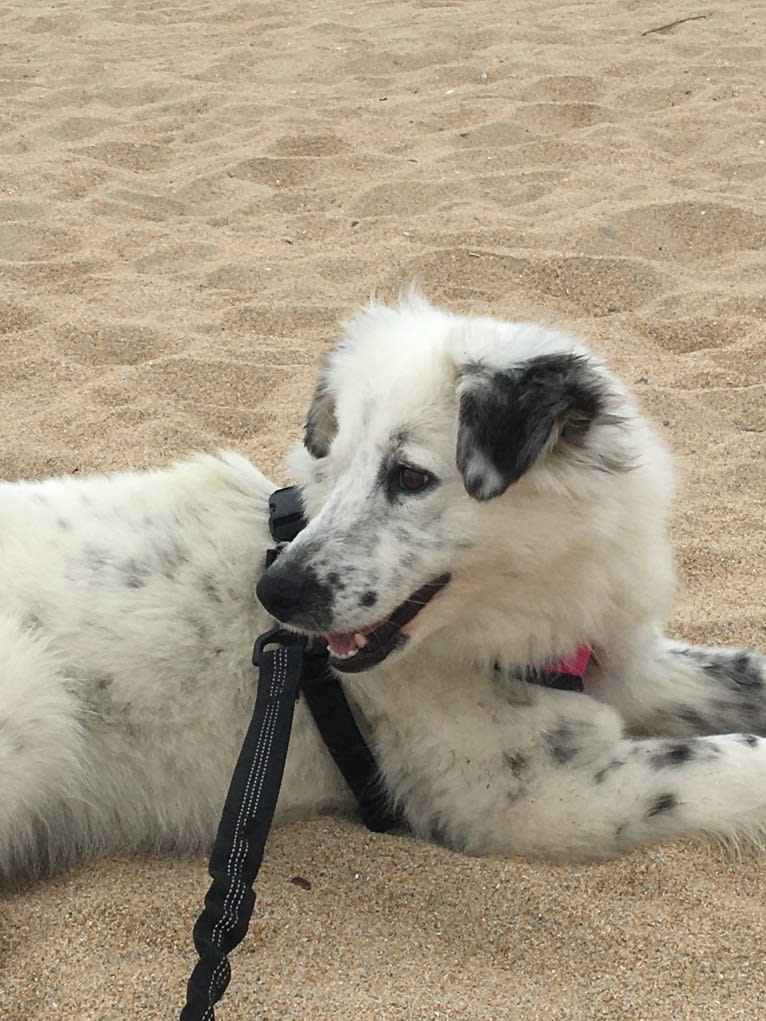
[{"xmin": 327, "ymin": 631, "xmax": 358, "ymax": 657}]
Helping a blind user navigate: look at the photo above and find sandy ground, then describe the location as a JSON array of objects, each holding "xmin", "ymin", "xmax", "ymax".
[{"xmin": 1, "ymin": 1, "xmax": 765, "ymax": 1018}]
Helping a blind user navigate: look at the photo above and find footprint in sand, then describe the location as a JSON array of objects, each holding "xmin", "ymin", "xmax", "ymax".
[
  {"xmin": 271, "ymin": 133, "xmax": 351, "ymax": 158},
  {"xmin": 53, "ymin": 322, "xmax": 171, "ymax": 367},
  {"xmin": 638, "ymin": 315, "xmax": 746, "ymax": 354},
  {"xmin": 96, "ymin": 188, "xmax": 188, "ymax": 221},
  {"xmin": 228, "ymin": 156, "xmax": 318, "ymax": 188},
  {"xmin": 348, "ymin": 179, "xmax": 465, "ymax": 219},
  {"xmin": 0, "ymin": 223, "xmax": 80, "ymax": 261},
  {"xmin": 397, "ymin": 248, "xmax": 665, "ymax": 317},
  {"xmin": 514, "ymin": 102, "xmax": 614, "ymax": 133},
  {"xmin": 129, "ymin": 357, "xmax": 285, "ymax": 440},
  {"xmin": 601, "ymin": 201, "xmax": 766, "ymax": 262},
  {"xmin": 519, "ymin": 74, "xmax": 603, "ymax": 103},
  {"xmin": 77, "ymin": 141, "xmax": 170, "ymax": 172},
  {"xmin": 132, "ymin": 241, "xmax": 220, "ymax": 275},
  {"xmin": 43, "ymin": 116, "xmax": 112, "ymax": 142}
]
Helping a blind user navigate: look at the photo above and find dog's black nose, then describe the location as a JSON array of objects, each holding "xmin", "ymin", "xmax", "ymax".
[{"xmin": 255, "ymin": 561, "xmax": 332, "ymax": 628}]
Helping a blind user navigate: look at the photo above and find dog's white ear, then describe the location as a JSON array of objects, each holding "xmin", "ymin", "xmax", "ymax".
[
  {"xmin": 456, "ymin": 353, "xmax": 610, "ymax": 500},
  {"xmin": 304, "ymin": 377, "xmax": 337, "ymax": 458}
]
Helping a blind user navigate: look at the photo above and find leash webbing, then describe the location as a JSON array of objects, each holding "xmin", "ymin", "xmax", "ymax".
[
  {"xmin": 179, "ymin": 628, "xmax": 399, "ymax": 1020},
  {"xmin": 180, "ymin": 634, "xmax": 305, "ymax": 1021},
  {"xmin": 301, "ymin": 663, "xmax": 400, "ymax": 833}
]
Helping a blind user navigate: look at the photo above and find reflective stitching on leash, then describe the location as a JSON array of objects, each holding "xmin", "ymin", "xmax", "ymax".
[
  {"xmin": 204, "ymin": 658, "xmax": 284, "ymax": 1013},
  {"xmin": 203, "ymin": 648, "xmax": 287, "ymax": 1016}
]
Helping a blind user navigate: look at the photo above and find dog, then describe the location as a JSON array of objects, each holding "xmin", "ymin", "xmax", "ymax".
[{"xmin": 2, "ymin": 293, "xmax": 766, "ymax": 886}]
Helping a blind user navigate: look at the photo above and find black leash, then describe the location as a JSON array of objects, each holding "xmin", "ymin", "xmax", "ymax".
[
  {"xmin": 180, "ymin": 489, "xmax": 398, "ymax": 1020},
  {"xmin": 180, "ymin": 630, "xmax": 311, "ymax": 1020}
]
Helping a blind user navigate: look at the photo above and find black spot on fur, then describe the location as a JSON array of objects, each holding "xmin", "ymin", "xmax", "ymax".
[
  {"xmin": 646, "ymin": 792, "xmax": 678, "ymax": 818},
  {"xmin": 705, "ymin": 652, "xmax": 764, "ymax": 691},
  {"xmin": 86, "ymin": 547, "xmax": 111, "ymax": 572},
  {"xmin": 187, "ymin": 616, "xmax": 210, "ymax": 642},
  {"xmin": 546, "ymin": 722, "xmax": 588, "ymax": 765},
  {"xmin": 594, "ymin": 759, "xmax": 625, "ymax": 784},
  {"xmin": 650, "ymin": 742, "xmax": 694, "ymax": 769},
  {"xmin": 672, "ymin": 645, "xmax": 765, "ymax": 692},
  {"xmin": 202, "ymin": 576, "xmax": 223, "ymax": 604},
  {"xmin": 361, "ymin": 590, "xmax": 378, "ymax": 608},
  {"xmin": 122, "ymin": 558, "xmax": 151, "ymax": 589},
  {"xmin": 57, "ymin": 517, "xmax": 71, "ymax": 530},
  {"xmin": 327, "ymin": 571, "xmax": 346, "ymax": 592},
  {"xmin": 457, "ymin": 353, "xmax": 624, "ymax": 500},
  {"xmin": 503, "ymin": 752, "xmax": 528, "ymax": 779},
  {"xmin": 156, "ymin": 542, "xmax": 189, "ymax": 580},
  {"xmin": 304, "ymin": 376, "xmax": 337, "ymax": 459},
  {"xmin": 739, "ymin": 734, "xmax": 759, "ymax": 747}
]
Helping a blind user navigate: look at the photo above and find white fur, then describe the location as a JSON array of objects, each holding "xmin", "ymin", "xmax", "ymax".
[{"xmin": 2, "ymin": 296, "xmax": 766, "ymax": 884}]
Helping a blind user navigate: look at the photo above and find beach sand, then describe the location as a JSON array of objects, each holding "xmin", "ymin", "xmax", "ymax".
[{"xmin": 1, "ymin": 1, "xmax": 765, "ymax": 1018}]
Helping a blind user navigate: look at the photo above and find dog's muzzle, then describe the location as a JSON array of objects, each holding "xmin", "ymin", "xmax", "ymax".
[{"xmin": 256, "ymin": 564, "xmax": 452, "ymax": 673}]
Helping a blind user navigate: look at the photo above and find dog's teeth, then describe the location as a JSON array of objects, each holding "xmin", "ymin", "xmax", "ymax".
[
  {"xmin": 354, "ymin": 633, "xmax": 367, "ymax": 649},
  {"xmin": 330, "ymin": 646, "xmax": 359, "ymax": 660}
]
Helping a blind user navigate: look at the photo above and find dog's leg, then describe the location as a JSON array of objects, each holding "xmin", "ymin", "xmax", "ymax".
[
  {"xmin": 502, "ymin": 725, "xmax": 766, "ymax": 861},
  {"xmin": 588, "ymin": 622, "xmax": 766, "ymax": 738},
  {"xmin": 0, "ymin": 615, "xmax": 89, "ymax": 884},
  {"xmin": 381, "ymin": 679, "xmax": 766, "ymax": 861}
]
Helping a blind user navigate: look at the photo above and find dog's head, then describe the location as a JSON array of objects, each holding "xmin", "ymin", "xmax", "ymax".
[{"xmin": 256, "ymin": 295, "xmax": 641, "ymax": 673}]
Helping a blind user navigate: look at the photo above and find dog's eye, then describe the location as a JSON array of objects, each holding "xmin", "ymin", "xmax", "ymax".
[{"xmin": 396, "ymin": 466, "xmax": 434, "ymax": 493}]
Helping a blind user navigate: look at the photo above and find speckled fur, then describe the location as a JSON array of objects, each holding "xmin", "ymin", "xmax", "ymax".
[{"xmin": 2, "ymin": 296, "xmax": 766, "ymax": 885}]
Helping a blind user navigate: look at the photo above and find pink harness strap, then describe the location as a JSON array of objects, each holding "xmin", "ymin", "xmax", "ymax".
[{"xmin": 548, "ymin": 643, "xmax": 592, "ymax": 680}]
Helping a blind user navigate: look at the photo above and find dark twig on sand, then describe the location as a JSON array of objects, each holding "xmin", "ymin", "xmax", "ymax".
[{"xmin": 642, "ymin": 12, "xmax": 711, "ymax": 36}]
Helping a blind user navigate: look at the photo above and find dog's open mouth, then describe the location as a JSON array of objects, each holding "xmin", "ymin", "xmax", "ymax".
[{"xmin": 326, "ymin": 573, "xmax": 451, "ymax": 673}]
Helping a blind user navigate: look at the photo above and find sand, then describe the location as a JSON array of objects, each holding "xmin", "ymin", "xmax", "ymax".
[{"xmin": 1, "ymin": 0, "xmax": 765, "ymax": 1017}]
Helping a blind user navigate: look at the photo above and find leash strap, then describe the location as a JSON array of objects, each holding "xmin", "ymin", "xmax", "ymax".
[
  {"xmin": 300, "ymin": 664, "xmax": 400, "ymax": 833},
  {"xmin": 180, "ymin": 631, "xmax": 307, "ymax": 1021}
]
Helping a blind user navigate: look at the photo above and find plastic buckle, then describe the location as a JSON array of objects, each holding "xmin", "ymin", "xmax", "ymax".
[
  {"xmin": 252, "ymin": 627, "xmax": 302, "ymax": 666},
  {"xmin": 251, "ymin": 627, "xmax": 327, "ymax": 667},
  {"xmin": 268, "ymin": 487, "xmax": 306, "ymax": 544}
]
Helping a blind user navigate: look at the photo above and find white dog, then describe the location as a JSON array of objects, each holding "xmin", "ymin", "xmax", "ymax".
[{"xmin": 2, "ymin": 294, "xmax": 766, "ymax": 886}]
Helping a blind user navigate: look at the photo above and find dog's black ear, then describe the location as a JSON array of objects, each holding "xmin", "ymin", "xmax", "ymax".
[
  {"xmin": 456, "ymin": 353, "xmax": 609, "ymax": 500},
  {"xmin": 304, "ymin": 376, "xmax": 338, "ymax": 458}
]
